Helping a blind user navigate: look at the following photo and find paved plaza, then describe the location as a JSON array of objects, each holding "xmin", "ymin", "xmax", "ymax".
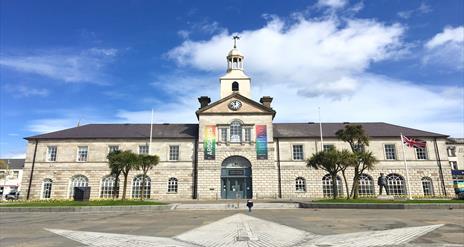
[{"xmin": 1, "ymin": 208, "xmax": 463, "ymax": 246}]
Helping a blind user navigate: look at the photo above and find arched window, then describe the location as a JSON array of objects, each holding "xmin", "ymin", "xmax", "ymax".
[
  {"xmin": 232, "ymin": 81, "xmax": 239, "ymax": 92},
  {"xmin": 233, "ymin": 57, "xmax": 238, "ymax": 69},
  {"xmin": 100, "ymin": 176, "xmax": 118, "ymax": 198},
  {"xmin": 230, "ymin": 120, "xmax": 242, "ymax": 143},
  {"xmin": 295, "ymin": 177, "xmax": 306, "ymax": 192},
  {"xmin": 69, "ymin": 175, "xmax": 88, "ymax": 198},
  {"xmin": 322, "ymin": 174, "xmax": 343, "ymax": 197},
  {"xmin": 421, "ymin": 177, "xmax": 434, "ymax": 196},
  {"xmin": 386, "ymin": 173, "xmax": 406, "ymax": 195},
  {"xmin": 168, "ymin": 177, "xmax": 178, "ymax": 193},
  {"xmin": 132, "ymin": 175, "xmax": 151, "ymax": 199},
  {"xmin": 42, "ymin": 178, "xmax": 53, "ymax": 199},
  {"xmin": 358, "ymin": 174, "xmax": 375, "ymax": 196}
]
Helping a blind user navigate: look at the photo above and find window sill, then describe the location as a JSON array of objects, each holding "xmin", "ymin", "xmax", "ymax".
[
  {"xmin": 167, "ymin": 192, "xmax": 178, "ymax": 194},
  {"xmin": 295, "ymin": 190, "xmax": 306, "ymax": 193}
]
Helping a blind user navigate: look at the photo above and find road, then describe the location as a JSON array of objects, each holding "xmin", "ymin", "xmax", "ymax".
[{"xmin": 1, "ymin": 208, "xmax": 463, "ymax": 246}]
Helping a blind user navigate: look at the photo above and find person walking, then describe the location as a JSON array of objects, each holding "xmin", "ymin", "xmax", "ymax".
[{"xmin": 246, "ymin": 199, "xmax": 253, "ymax": 212}]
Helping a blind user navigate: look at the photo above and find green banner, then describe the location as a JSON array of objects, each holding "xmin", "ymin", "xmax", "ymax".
[
  {"xmin": 256, "ymin": 125, "xmax": 268, "ymax": 160},
  {"xmin": 204, "ymin": 125, "xmax": 216, "ymax": 160}
]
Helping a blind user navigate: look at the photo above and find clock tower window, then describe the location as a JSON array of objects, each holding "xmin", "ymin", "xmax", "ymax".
[{"xmin": 232, "ymin": 81, "xmax": 239, "ymax": 92}]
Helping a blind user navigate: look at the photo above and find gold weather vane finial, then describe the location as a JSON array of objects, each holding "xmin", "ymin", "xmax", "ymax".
[{"xmin": 233, "ymin": 35, "xmax": 240, "ymax": 48}]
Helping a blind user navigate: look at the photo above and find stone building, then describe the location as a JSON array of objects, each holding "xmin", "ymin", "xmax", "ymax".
[
  {"xmin": 21, "ymin": 43, "xmax": 455, "ymax": 200},
  {"xmin": 446, "ymin": 138, "xmax": 464, "ymax": 171},
  {"xmin": 0, "ymin": 159, "xmax": 25, "ymax": 199}
]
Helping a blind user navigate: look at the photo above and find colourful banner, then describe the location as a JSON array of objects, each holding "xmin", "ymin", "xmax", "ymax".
[
  {"xmin": 204, "ymin": 125, "xmax": 216, "ymax": 160},
  {"xmin": 256, "ymin": 125, "xmax": 268, "ymax": 160},
  {"xmin": 454, "ymin": 181, "xmax": 464, "ymax": 194}
]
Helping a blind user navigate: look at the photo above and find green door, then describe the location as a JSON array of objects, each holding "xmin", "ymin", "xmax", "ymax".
[{"xmin": 224, "ymin": 178, "xmax": 245, "ymax": 199}]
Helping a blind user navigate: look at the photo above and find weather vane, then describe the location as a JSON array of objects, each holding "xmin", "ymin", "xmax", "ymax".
[{"xmin": 233, "ymin": 35, "xmax": 240, "ymax": 48}]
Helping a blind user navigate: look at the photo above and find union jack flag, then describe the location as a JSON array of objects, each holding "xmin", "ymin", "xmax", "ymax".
[{"xmin": 401, "ymin": 135, "xmax": 427, "ymax": 148}]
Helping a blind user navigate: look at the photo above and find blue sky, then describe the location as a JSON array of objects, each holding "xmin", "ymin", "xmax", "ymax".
[{"xmin": 1, "ymin": 0, "xmax": 463, "ymax": 158}]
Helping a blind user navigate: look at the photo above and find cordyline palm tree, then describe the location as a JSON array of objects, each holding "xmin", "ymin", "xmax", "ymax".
[
  {"xmin": 117, "ymin": 150, "xmax": 138, "ymax": 200},
  {"xmin": 339, "ymin": 150, "xmax": 357, "ymax": 199},
  {"xmin": 107, "ymin": 150, "xmax": 123, "ymax": 199},
  {"xmin": 307, "ymin": 147, "xmax": 355, "ymax": 199},
  {"xmin": 336, "ymin": 125, "xmax": 378, "ymax": 199},
  {"xmin": 135, "ymin": 154, "xmax": 160, "ymax": 200}
]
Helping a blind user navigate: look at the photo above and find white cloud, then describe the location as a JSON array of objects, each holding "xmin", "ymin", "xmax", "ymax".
[
  {"xmin": 3, "ymin": 84, "xmax": 49, "ymax": 97},
  {"xmin": 168, "ymin": 15, "xmax": 404, "ymax": 99},
  {"xmin": 398, "ymin": 2, "xmax": 432, "ymax": 19},
  {"xmin": 177, "ymin": 20, "xmax": 226, "ymax": 40},
  {"xmin": 163, "ymin": 13, "xmax": 463, "ymax": 137},
  {"xmin": 0, "ymin": 48, "xmax": 117, "ymax": 83},
  {"xmin": 116, "ymin": 108, "xmax": 195, "ymax": 124},
  {"xmin": 317, "ymin": 0, "xmax": 348, "ymax": 9},
  {"xmin": 418, "ymin": 2, "xmax": 432, "ymax": 14},
  {"xmin": 423, "ymin": 26, "xmax": 464, "ymax": 70},
  {"xmin": 27, "ymin": 118, "xmax": 81, "ymax": 133},
  {"xmin": 0, "ymin": 152, "xmax": 26, "ymax": 159},
  {"xmin": 425, "ymin": 26, "xmax": 464, "ymax": 49}
]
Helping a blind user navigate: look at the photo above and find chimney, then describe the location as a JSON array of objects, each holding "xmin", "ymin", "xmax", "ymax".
[
  {"xmin": 198, "ymin": 96, "xmax": 211, "ymax": 108},
  {"xmin": 260, "ymin": 96, "xmax": 273, "ymax": 108}
]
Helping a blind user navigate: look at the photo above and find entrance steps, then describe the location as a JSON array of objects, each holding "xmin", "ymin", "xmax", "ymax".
[{"xmin": 169, "ymin": 202, "xmax": 300, "ymax": 210}]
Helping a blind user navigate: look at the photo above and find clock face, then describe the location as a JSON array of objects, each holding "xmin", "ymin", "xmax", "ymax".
[{"xmin": 228, "ymin": 100, "xmax": 242, "ymax": 110}]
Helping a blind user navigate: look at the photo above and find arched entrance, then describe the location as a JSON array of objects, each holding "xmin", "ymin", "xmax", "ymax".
[{"xmin": 221, "ymin": 156, "xmax": 252, "ymax": 199}]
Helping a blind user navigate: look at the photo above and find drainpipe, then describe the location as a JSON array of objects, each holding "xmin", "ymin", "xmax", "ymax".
[
  {"xmin": 26, "ymin": 139, "xmax": 38, "ymax": 200},
  {"xmin": 433, "ymin": 138, "xmax": 447, "ymax": 196},
  {"xmin": 276, "ymin": 138, "xmax": 282, "ymax": 198},
  {"xmin": 193, "ymin": 136, "xmax": 199, "ymax": 199}
]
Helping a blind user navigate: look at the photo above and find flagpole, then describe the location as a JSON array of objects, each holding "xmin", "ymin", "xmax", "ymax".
[
  {"xmin": 149, "ymin": 109, "xmax": 154, "ymax": 155},
  {"xmin": 318, "ymin": 107, "xmax": 324, "ymax": 151},
  {"xmin": 400, "ymin": 133, "xmax": 413, "ymax": 200}
]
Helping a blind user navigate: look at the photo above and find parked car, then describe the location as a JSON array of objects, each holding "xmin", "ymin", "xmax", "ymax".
[{"xmin": 5, "ymin": 191, "xmax": 19, "ymax": 200}]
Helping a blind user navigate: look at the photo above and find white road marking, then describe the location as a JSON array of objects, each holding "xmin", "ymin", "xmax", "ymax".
[
  {"xmin": 45, "ymin": 228, "xmax": 192, "ymax": 247},
  {"xmin": 46, "ymin": 213, "xmax": 446, "ymax": 247}
]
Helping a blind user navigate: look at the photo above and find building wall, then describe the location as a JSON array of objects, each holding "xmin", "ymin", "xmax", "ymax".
[
  {"xmin": 276, "ymin": 137, "xmax": 454, "ymax": 198},
  {"xmin": 20, "ymin": 135, "xmax": 454, "ymax": 200},
  {"xmin": 447, "ymin": 142, "xmax": 464, "ymax": 170},
  {"xmin": 0, "ymin": 169, "xmax": 23, "ymax": 197},
  {"xmin": 21, "ymin": 139, "xmax": 195, "ymax": 200},
  {"xmin": 197, "ymin": 113, "xmax": 277, "ymax": 199}
]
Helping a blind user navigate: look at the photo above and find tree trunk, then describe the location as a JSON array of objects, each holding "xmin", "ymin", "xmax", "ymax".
[
  {"xmin": 140, "ymin": 172, "xmax": 146, "ymax": 201},
  {"xmin": 112, "ymin": 174, "xmax": 119, "ymax": 199},
  {"xmin": 331, "ymin": 174, "xmax": 338, "ymax": 199},
  {"xmin": 122, "ymin": 173, "xmax": 128, "ymax": 200},
  {"xmin": 351, "ymin": 166, "xmax": 360, "ymax": 199},
  {"xmin": 341, "ymin": 169, "xmax": 350, "ymax": 199}
]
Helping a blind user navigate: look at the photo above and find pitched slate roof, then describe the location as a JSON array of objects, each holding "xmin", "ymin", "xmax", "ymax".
[
  {"xmin": 273, "ymin": 122, "xmax": 448, "ymax": 138},
  {"xmin": 25, "ymin": 124, "xmax": 199, "ymax": 140},
  {"xmin": 24, "ymin": 122, "xmax": 447, "ymax": 140},
  {"xmin": 0, "ymin": 159, "xmax": 25, "ymax": 169}
]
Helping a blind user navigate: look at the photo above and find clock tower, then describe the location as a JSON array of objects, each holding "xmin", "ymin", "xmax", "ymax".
[{"xmin": 220, "ymin": 36, "xmax": 251, "ymax": 99}]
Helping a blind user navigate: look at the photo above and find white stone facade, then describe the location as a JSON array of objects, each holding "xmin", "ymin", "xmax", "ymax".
[
  {"xmin": 0, "ymin": 159, "xmax": 24, "ymax": 199},
  {"xmin": 20, "ymin": 134, "xmax": 455, "ymax": 200}
]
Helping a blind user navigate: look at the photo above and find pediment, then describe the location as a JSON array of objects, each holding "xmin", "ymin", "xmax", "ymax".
[{"xmin": 196, "ymin": 93, "xmax": 275, "ymax": 117}]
